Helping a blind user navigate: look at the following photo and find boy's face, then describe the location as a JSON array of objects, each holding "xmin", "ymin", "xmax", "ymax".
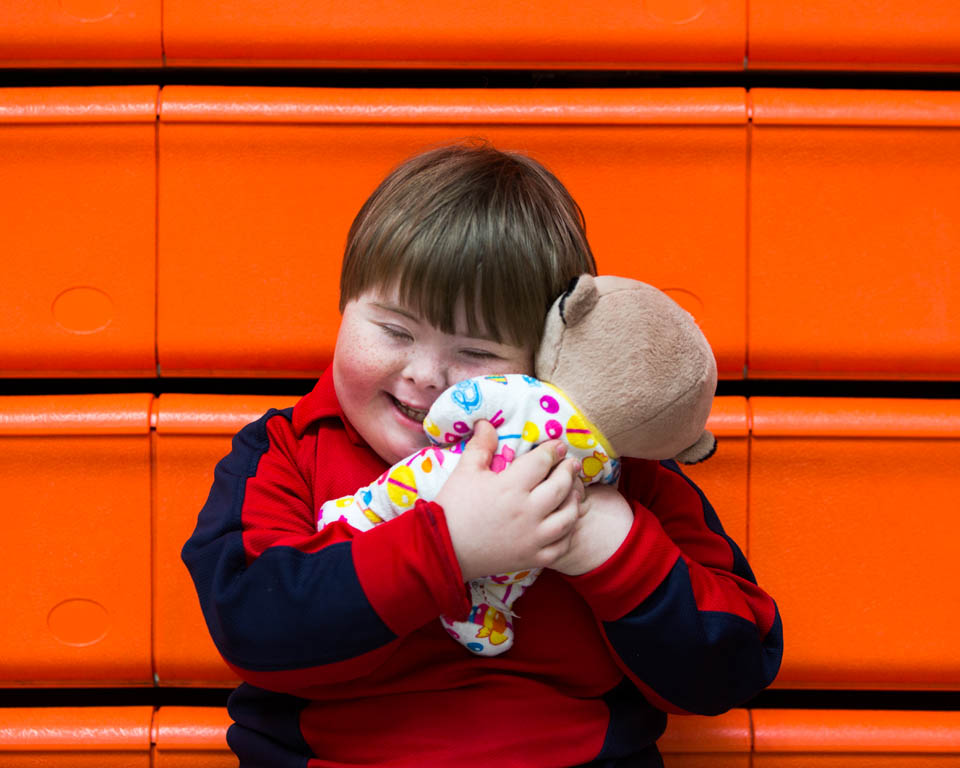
[{"xmin": 333, "ymin": 286, "xmax": 534, "ymax": 465}]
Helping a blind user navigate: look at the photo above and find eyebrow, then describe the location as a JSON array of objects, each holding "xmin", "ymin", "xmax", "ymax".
[
  {"xmin": 370, "ymin": 301, "xmax": 499, "ymax": 344},
  {"xmin": 371, "ymin": 301, "xmax": 419, "ymax": 322}
]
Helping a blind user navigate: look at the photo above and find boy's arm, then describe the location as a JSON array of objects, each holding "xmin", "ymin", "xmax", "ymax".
[
  {"xmin": 181, "ymin": 408, "xmax": 470, "ymax": 692},
  {"xmin": 563, "ymin": 458, "xmax": 783, "ymax": 717}
]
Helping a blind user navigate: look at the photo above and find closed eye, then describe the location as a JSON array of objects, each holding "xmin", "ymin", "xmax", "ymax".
[
  {"xmin": 378, "ymin": 324, "xmax": 414, "ymax": 342},
  {"xmin": 461, "ymin": 349, "xmax": 500, "ymax": 360}
]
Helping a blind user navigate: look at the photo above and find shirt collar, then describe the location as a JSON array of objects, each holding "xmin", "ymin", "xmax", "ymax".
[{"xmin": 292, "ymin": 365, "xmax": 366, "ymax": 446}]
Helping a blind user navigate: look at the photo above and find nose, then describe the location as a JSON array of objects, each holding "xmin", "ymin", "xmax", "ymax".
[{"xmin": 401, "ymin": 349, "xmax": 447, "ymax": 391}]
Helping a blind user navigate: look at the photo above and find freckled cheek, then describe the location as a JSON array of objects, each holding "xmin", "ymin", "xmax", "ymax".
[{"xmin": 337, "ymin": 343, "xmax": 409, "ymax": 401}]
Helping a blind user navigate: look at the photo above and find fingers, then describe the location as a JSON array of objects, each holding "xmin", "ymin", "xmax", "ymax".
[
  {"xmin": 573, "ymin": 477, "xmax": 587, "ymax": 516},
  {"xmin": 505, "ymin": 439, "xmax": 569, "ymax": 490},
  {"xmin": 537, "ymin": 484, "xmax": 580, "ymax": 545},
  {"xmin": 526, "ymin": 455, "xmax": 580, "ymax": 517},
  {"xmin": 458, "ymin": 420, "xmax": 498, "ymax": 469}
]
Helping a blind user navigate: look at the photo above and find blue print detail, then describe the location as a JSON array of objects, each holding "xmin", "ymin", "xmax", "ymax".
[
  {"xmin": 609, "ymin": 460, "xmax": 622, "ymax": 485},
  {"xmin": 361, "ymin": 488, "xmax": 373, "ymax": 505},
  {"xmin": 522, "ymin": 375, "xmax": 541, "ymax": 387},
  {"xmin": 451, "ymin": 379, "xmax": 482, "ymax": 414}
]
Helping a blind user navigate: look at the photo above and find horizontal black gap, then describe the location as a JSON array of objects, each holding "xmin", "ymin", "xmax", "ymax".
[
  {"xmin": 0, "ymin": 378, "xmax": 957, "ymax": 400},
  {"xmin": 1, "ymin": 687, "xmax": 958, "ymax": 711},
  {"xmin": 0, "ymin": 378, "xmax": 317, "ymax": 397},
  {"xmin": 717, "ymin": 379, "xmax": 960, "ymax": 399},
  {"xmin": 0, "ymin": 687, "xmax": 231, "ymax": 708},
  {"xmin": 746, "ymin": 688, "xmax": 960, "ymax": 711},
  {"xmin": 3, "ymin": 67, "xmax": 960, "ymax": 91}
]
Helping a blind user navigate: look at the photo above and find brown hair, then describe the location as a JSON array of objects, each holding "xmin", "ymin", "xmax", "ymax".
[{"xmin": 339, "ymin": 142, "xmax": 596, "ymax": 348}]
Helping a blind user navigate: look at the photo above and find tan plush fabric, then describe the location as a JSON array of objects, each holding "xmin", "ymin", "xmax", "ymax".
[{"xmin": 535, "ymin": 275, "xmax": 717, "ymax": 464}]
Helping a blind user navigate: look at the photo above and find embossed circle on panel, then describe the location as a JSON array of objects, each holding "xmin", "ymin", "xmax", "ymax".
[
  {"xmin": 52, "ymin": 287, "xmax": 114, "ymax": 334},
  {"xmin": 643, "ymin": 0, "xmax": 707, "ymax": 24},
  {"xmin": 58, "ymin": 0, "xmax": 120, "ymax": 22},
  {"xmin": 48, "ymin": 598, "xmax": 110, "ymax": 646},
  {"xmin": 661, "ymin": 288, "xmax": 705, "ymax": 320}
]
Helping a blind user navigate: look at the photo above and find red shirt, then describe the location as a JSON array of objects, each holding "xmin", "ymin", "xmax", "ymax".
[{"xmin": 183, "ymin": 367, "xmax": 782, "ymax": 767}]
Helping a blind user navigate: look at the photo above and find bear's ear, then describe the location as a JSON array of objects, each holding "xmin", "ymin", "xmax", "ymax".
[
  {"xmin": 674, "ymin": 431, "xmax": 718, "ymax": 465},
  {"xmin": 558, "ymin": 274, "xmax": 599, "ymax": 327}
]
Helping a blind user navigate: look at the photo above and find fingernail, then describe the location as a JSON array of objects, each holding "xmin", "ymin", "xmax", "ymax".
[
  {"xmin": 572, "ymin": 460, "xmax": 581, "ymax": 473},
  {"xmin": 556, "ymin": 444, "xmax": 567, "ymax": 458}
]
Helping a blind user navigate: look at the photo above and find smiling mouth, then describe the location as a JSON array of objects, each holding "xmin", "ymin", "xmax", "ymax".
[{"xmin": 389, "ymin": 395, "xmax": 429, "ymax": 423}]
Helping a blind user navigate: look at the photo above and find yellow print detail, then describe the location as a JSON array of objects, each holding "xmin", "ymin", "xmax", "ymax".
[{"xmin": 386, "ymin": 465, "xmax": 419, "ymax": 509}]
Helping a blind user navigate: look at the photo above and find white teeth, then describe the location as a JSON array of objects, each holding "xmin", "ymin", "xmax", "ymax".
[{"xmin": 393, "ymin": 398, "xmax": 427, "ymax": 422}]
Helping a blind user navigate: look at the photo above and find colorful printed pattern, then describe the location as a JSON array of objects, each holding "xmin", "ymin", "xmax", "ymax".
[{"xmin": 318, "ymin": 374, "xmax": 620, "ymax": 656}]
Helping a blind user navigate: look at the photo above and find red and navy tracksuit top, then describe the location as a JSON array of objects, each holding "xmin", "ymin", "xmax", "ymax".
[{"xmin": 182, "ymin": 368, "xmax": 782, "ymax": 767}]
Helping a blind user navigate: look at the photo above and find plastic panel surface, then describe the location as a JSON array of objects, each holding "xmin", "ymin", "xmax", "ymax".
[
  {"xmin": 0, "ymin": 1, "xmax": 161, "ymax": 67},
  {"xmin": 681, "ymin": 397, "xmax": 748, "ymax": 556},
  {"xmin": 749, "ymin": 397, "xmax": 960, "ymax": 689},
  {"xmin": 163, "ymin": 0, "xmax": 745, "ymax": 70},
  {"xmin": 749, "ymin": 0, "xmax": 960, "ymax": 71},
  {"xmin": 749, "ymin": 89, "xmax": 960, "ymax": 380},
  {"xmin": 0, "ymin": 707, "xmax": 151, "ymax": 767},
  {"xmin": 660, "ymin": 709, "xmax": 750, "ymax": 768},
  {"xmin": 152, "ymin": 707, "xmax": 233, "ymax": 768},
  {"xmin": 158, "ymin": 87, "xmax": 746, "ymax": 378},
  {"xmin": 0, "ymin": 395, "xmax": 153, "ymax": 686},
  {"xmin": 0, "ymin": 87, "xmax": 158, "ymax": 377},
  {"xmin": 152, "ymin": 394, "xmax": 299, "ymax": 685},
  {"xmin": 754, "ymin": 709, "xmax": 960, "ymax": 766}
]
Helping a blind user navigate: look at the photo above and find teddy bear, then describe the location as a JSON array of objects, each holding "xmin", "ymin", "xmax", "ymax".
[{"xmin": 317, "ymin": 274, "xmax": 718, "ymax": 656}]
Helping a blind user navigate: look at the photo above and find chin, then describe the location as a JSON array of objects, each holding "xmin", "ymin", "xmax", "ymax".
[{"xmin": 373, "ymin": 432, "xmax": 426, "ymax": 466}]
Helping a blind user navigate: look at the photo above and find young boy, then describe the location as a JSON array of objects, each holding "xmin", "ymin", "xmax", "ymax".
[{"xmin": 183, "ymin": 143, "xmax": 782, "ymax": 767}]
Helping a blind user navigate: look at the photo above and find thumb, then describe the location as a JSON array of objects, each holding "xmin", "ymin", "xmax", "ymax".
[{"xmin": 460, "ymin": 420, "xmax": 497, "ymax": 468}]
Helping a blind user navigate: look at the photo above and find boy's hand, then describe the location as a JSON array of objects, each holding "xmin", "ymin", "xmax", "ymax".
[
  {"xmin": 549, "ymin": 484, "xmax": 634, "ymax": 577},
  {"xmin": 437, "ymin": 421, "xmax": 583, "ymax": 582}
]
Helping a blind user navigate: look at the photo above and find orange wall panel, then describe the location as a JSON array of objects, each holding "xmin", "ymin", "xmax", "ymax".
[
  {"xmin": 0, "ymin": 395, "xmax": 153, "ymax": 686},
  {"xmin": 158, "ymin": 87, "xmax": 746, "ymax": 377},
  {"xmin": 749, "ymin": 398, "xmax": 960, "ymax": 689},
  {"xmin": 660, "ymin": 709, "xmax": 750, "ymax": 768},
  {"xmin": 682, "ymin": 397, "xmax": 748, "ymax": 555},
  {"xmin": 163, "ymin": 0, "xmax": 745, "ymax": 69},
  {"xmin": 0, "ymin": 1, "xmax": 161, "ymax": 67},
  {"xmin": 749, "ymin": 0, "xmax": 960, "ymax": 71},
  {"xmin": 152, "ymin": 707, "xmax": 233, "ymax": 768},
  {"xmin": 754, "ymin": 709, "xmax": 960, "ymax": 766},
  {"xmin": 0, "ymin": 707, "xmax": 151, "ymax": 767},
  {"xmin": 0, "ymin": 87, "xmax": 158, "ymax": 377},
  {"xmin": 153, "ymin": 394, "xmax": 298, "ymax": 685},
  {"xmin": 749, "ymin": 89, "xmax": 960, "ymax": 380}
]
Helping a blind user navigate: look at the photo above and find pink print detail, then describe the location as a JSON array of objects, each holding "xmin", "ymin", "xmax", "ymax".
[
  {"xmin": 388, "ymin": 478, "xmax": 417, "ymax": 494},
  {"xmin": 490, "ymin": 410, "xmax": 505, "ymax": 428},
  {"xmin": 539, "ymin": 395, "xmax": 559, "ymax": 414},
  {"xmin": 489, "ymin": 445, "xmax": 515, "ymax": 473},
  {"xmin": 545, "ymin": 420, "xmax": 563, "ymax": 439},
  {"xmin": 453, "ymin": 421, "xmax": 470, "ymax": 433}
]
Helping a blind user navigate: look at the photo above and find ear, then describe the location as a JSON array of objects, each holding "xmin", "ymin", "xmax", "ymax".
[
  {"xmin": 674, "ymin": 431, "xmax": 717, "ymax": 465},
  {"xmin": 558, "ymin": 274, "xmax": 599, "ymax": 327}
]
